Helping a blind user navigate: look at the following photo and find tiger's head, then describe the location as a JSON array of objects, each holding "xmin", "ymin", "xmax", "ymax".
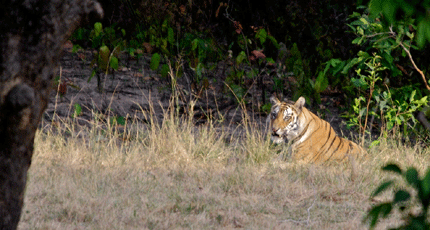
[{"xmin": 268, "ymin": 96, "xmax": 306, "ymax": 144}]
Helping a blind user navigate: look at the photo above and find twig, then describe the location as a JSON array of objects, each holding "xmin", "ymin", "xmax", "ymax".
[
  {"xmin": 388, "ymin": 27, "xmax": 430, "ymax": 91},
  {"xmin": 278, "ymin": 192, "xmax": 317, "ymax": 226},
  {"xmin": 363, "ymin": 32, "xmax": 392, "ymax": 38}
]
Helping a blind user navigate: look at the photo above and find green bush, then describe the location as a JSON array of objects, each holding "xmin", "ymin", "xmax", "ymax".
[{"xmin": 324, "ymin": 6, "xmax": 429, "ymax": 141}]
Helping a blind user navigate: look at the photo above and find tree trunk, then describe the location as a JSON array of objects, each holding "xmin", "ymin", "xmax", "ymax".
[{"xmin": 0, "ymin": 1, "xmax": 102, "ymax": 229}]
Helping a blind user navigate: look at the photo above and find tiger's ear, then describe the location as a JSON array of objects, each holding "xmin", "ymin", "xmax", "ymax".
[
  {"xmin": 294, "ymin": 96, "xmax": 305, "ymax": 113},
  {"xmin": 270, "ymin": 96, "xmax": 280, "ymax": 105}
]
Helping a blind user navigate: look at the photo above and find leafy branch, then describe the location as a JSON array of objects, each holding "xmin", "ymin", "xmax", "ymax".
[{"xmin": 387, "ymin": 26, "xmax": 430, "ymax": 91}]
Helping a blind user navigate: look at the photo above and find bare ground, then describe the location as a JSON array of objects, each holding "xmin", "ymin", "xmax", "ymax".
[{"xmin": 43, "ymin": 47, "xmax": 351, "ymax": 138}]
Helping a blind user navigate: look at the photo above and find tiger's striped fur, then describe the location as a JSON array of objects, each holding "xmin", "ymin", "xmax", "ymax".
[{"xmin": 269, "ymin": 96, "xmax": 366, "ymax": 163}]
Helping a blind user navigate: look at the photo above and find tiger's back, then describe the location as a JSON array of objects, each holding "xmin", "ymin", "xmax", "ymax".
[{"xmin": 269, "ymin": 96, "xmax": 366, "ymax": 163}]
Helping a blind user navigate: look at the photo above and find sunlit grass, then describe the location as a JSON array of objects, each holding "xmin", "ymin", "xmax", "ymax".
[{"xmin": 18, "ymin": 101, "xmax": 430, "ymax": 230}]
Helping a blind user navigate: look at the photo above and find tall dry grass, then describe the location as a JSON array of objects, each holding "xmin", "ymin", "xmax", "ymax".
[{"xmin": 18, "ymin": 99, "xmax": 430, "ymax": 230}]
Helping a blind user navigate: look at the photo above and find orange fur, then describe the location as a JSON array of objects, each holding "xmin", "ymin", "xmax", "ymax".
[{"xmin": 269, "ymin": 96, "xmax": 366, "ymax": 163}]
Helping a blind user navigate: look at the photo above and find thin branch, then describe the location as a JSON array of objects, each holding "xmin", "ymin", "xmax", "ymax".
[
  {"xmin": 278, "ymin": 192, "xmax": 317, "ymax": 226},
  {"xmin": 363, "ymin": 32, "xmax": 392, "ymax": 38},
  {"xmin": 389, "ymin": 27, "xmax": 430, "ymax": 91}
]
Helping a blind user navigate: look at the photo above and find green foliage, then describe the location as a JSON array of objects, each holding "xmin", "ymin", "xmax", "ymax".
[
  {"xmin": 150, "ymin": 53, "xmax": 161, "ymax": 71},
  {"xmin": 72, "ymin": 22, "xmax": 126, "ymax": 93},
  {"xmin": 160, "ymin": 64, "xmax": 170, "ymax": 78},
  {"xmin": 325, "ymin": 7, "xmax": 430, "ymax": 138},
  {"xmin": 236, "ymin": 51, "xmax": 247, "ymax": 65},
  {"xmin": 72, "ymin": 103, "xmax": 82, "ymax": 118},
  {"xmin": 142, "ymin": 17, "xmax": 221, "ymax": 89},
  {"xmin": 365, "ymin": 163, "xmax": 430, "ymax": 229},
  {"xmin": 284, "ymin": 43, "xmax": 323, "ymax": 104},
  {"xmin": 343, "ymin": 53, "xmax": 428, "ymax": 137},
  {"xmin": 69, "ymin": 0, "xmax": 365, "ymax": 112},
  {"xmin": 69, "ymin": 0, "xmax": 430, "ymax": 124},
  {"xmin": 225, "ymin": 26, "xmax": 281, "ymax": 104},
  {"xmin": 109, "ymin": 116, "xmax": 126, "ymax": 126},
  {"xmin": 261, "ymin": 103, "xmax": 272, "ymax": 113},
  {"xmin": 255, "ymin": 29, "xmax": 267, "ymax": 45},
  {"xmin": 368, "ymin": 0, "xmax": 430, "ymax": 47},
  {"xmin": 312, "ymin": 71, "xmax": 329, "ymax": 95}
]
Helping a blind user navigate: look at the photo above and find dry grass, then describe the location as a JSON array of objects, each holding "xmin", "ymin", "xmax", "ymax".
[{"xmin": 18, "ymin": 103, "xmax": 430, "ymax": 230}]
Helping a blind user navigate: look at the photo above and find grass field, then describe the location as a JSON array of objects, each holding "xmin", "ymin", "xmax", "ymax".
[{"xmin": 17, "ymin": 106, "xmax": 430, "ymax": 230}]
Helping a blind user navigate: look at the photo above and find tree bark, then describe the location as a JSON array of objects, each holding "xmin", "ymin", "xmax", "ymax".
[{"xmin": 0, "ymin": 1, "xmax": 102, "ymax": 229}]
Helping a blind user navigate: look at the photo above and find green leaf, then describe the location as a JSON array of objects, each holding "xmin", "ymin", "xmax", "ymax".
[
  {"xmin": 369, "ymin": 140, "xmax": 380, "ymax": 148},
  {"xmin": 372, "ymin": 180, "xmax": 394, "ymax": 197},
  {"xmin": 357, "ymin": 51, "xmax": 370, "ymax": 58},
  {"xmin": 72, "ymin": 44, "xmax": 82, "ymax": 53},
  {"xmin": 409, "ymin": 90, "xmax": 416, "ymax": 103},
  {"xmin": 382, "ymin": 164, "xmax": 403, "ymax": 174},
  {"xmin": 417, "ymin": 20, "xmax": 428, "ymax": 48},
  {"xmin": 266, "ymin": 57, "xmax": 275, "ymax": 64},
  {"xmin": 150, "ymin": 53, "xmax": 161, "ymax": 71},
  {"xmin": 422, "ymin": 168, "xmax": 430, "ymax": 198},
  {"xmin": 314, "ymin": 71, "xmax": 328, "ymax": 93},
  {"xmin": 351, "ymin": 77, "xmax": 367, "ymax": 88},
  {"xmin": 191, "ymin": 38, "xmax": 199, "ymax": 51},
  {"xmin": 381, "ymin": 0, "xmax": 398, "ymax": 24},
  {"xmin": 359, "ymin": 17, "xmax": 369, "ymax": 25},
  {"xmin": 110, "ymin": 56, "xmax": 118, "ymax": 70},
  {"xmin": 72, "ymin": 103, "xmax": 82, "ymax": 118},
  {"xmin": 261, "ymin": 103, "xmax": 272, "ymax": 113},
  {"xmin": 416, "ymin": 96, "xmax": 428, "ymax": 105},
  {"xmin": 160, "ymin": 39, "xmax": 169, "ymax": 54},
  {"xmin": 88, "ymin": 69, "xmax": 96, "ymax": 82},
  {"xmin": 267, "ymin": 35, "xmax": 279, "ymax": 48},
  {"xmin": 393, "ymin": 190, "xmax": 411, "ymax": 203},
  {"xmin": 98, "ymin": 45, "xmax": 110, "ymax": 70},
  {"xmin": 341, "ymin": 57, "xmax": 360, "ymax": 74},
  {"xmin": 365, "ymin": 202, "xmax": 392, "ymax": 228},
  {"xmin": 111, "ymin": 116, "xmax": 126, "ymax": 126},
  {"xmin": 352, "ymin": 37, "xmax": 362, "ymax": 45},
  {"xmin": 357, "ymin": 27, "xmax": 364, "ymax": 36},
  {"xmin": 94, "ymin": 22, "xmax": 103, "ymax": 37},
  {"xmin": 380, "ymin": 203, "xmax": 392, "ymax": 218},
  {"xmin": 168, "ymin": 27, "xmax": 175, "ymax": 45},
  {"xmin": 256, "ymin": 29, "xmax": 267, "ymax": 45},
  {"xmin": 160, "ymin": 64, "xmax": 170, "ymax": 78},
  {"xmin": 405, "ymin": 167, "xmax": 420, "ymax": 188},
  {"xmin": 236, "ymin": 51, "xmax": 247, "ymax": 65}
]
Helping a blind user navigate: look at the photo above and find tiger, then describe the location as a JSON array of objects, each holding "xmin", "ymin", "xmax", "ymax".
[{"xmin": 268, "ymin": 95, "xmax": 366, "ymax": 163}]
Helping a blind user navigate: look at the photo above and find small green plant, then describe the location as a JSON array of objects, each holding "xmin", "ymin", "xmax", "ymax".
[
  {"xmin": 225, "ymin": 22, "xmax": 280, "ymax": 105},
  {"xmin": 109, "ymin": 115, "xmax": 126, "ymax": 126},
  {"xmin": 343, "ymin": 53, "xmax": 427, "ymax": 145},
  {"xmin": 365, "ymin": 163, "xmax": 430, "ymax": 229},
  {"xmin": 150, "ymin": 53, "xmax": 161, "ymax": 71},
  {"xmin": 88, "ymin": 22, "xmax": 124, "ymax": 93},
  {"xmin": 72, "ymin": 22, "xmax": 124, "ymax": 93},
  {"xmin": 72, "ymin": 103, "xmax": 82, "ymax": 118}
]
